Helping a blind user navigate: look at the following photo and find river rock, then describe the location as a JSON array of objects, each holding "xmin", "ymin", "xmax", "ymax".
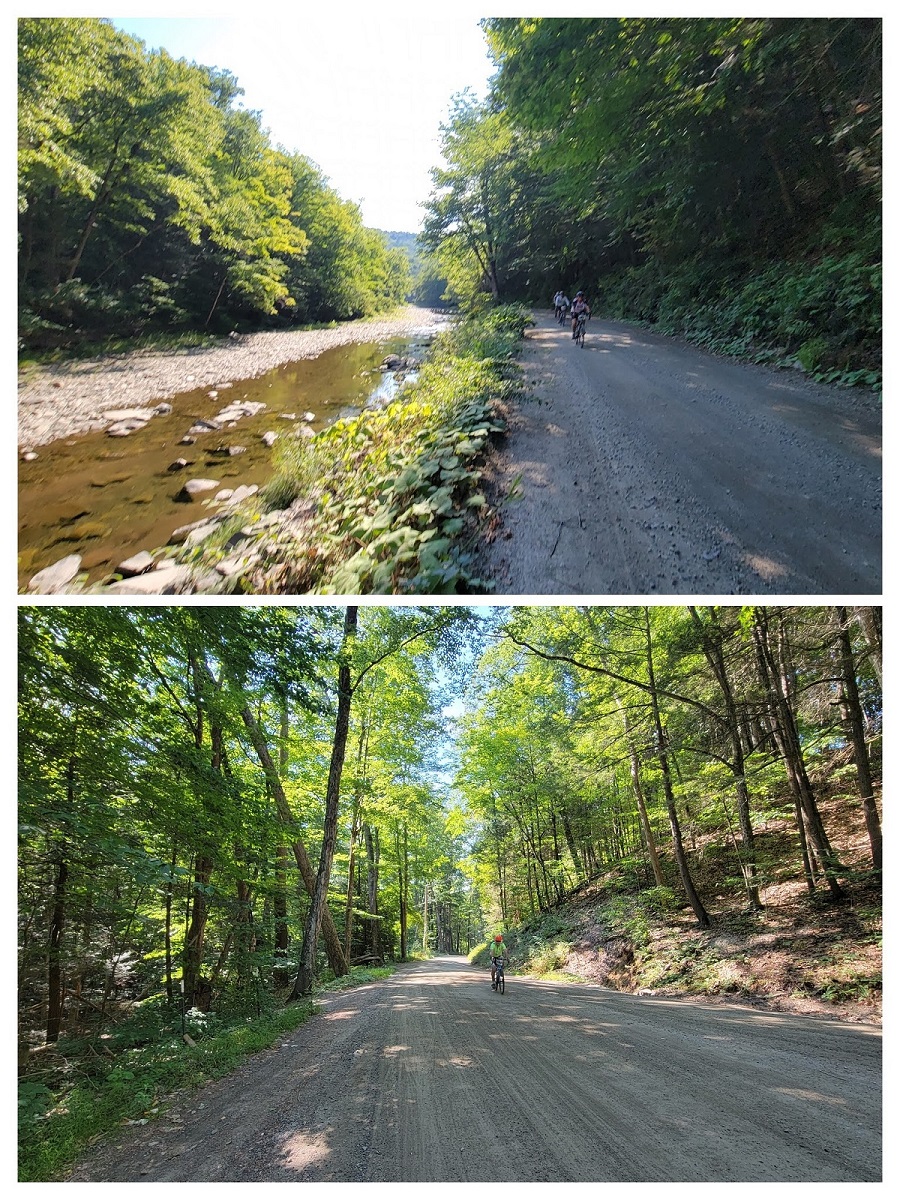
[
  {"xmin": 177, "ymin": 478, "xmax": 220, "ymax": 500},
  {"xmin": 179, "ymin": 436, "xmax": 197, "ymax": 445},
  {"xmin": 215, "ymin": 401, "xmax": 266, "ymax": 422},
  {"xmin": 216, "ymin": 551, "xmax": 260, "ymax": 578},
  {"xmin": 184, "ymin": 520, "xmax": 225, "ymax": 547},
  {"xmin": 262, "ymin": 431, "xmax": 278, "ymax": 447},
  {"xmin": 103, "ymin": 407, "xmax": 155, "ymax": 421},
  {"xmin": 214, "ymin": 489, "xmax": 234, "ymax": 502},
  {"xmin": 105, "ymin": 564, "xmax": 194, "ymax": 594},
  {"xmin": 187, "ymin": 418, "xmax": 221, "ymax": 434},
  {"xmin": 154, "ymin": 402, "xmax": 173, "ymax": 415},
  {"xmin": 303, "ymin": 411, "xmax": 315, "ymax": 422},
  {"xmin": 21, "ymin": 450, "xmax": 38, "ymax": 461},
  {"xmin": 116, "ymin": 550, "xmax": 156, "ymax": 577},
  {"xmin": 168, "ymin": 458, "xmax": 190, "ymax": 471},
  {"xmin": 28, "ymin": 553, "xmax": 82, "ymax": 594},
  {"xmin": 210, "ymin": 445, "xmax": 246, "ymax": 456},
  {"xmin": 222, "ymin": 484, "xmax": 259, "ymax": 506},
  {"xmin": 169, "ymin": 517, "xmax": 214, "ymax": 544},
  {"xmin": 107, "ymin": 418, "xmax": 149, "ymax": 437}
]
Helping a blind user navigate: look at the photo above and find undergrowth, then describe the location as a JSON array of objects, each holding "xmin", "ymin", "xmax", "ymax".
[
  {"xmin": 18, "ymin": 964, "xmax": 393, "ymax": 1182},
  {"xmin": 602, "ymin": 244, "xmax": 881, "ymax": 390},
  {"xmin": 213, "ymin": 303, "xmax": 532, "ymax": 594},
  {"xmin": 474, "ymin": 880, "xmax": 881, "ymax": 1011}
]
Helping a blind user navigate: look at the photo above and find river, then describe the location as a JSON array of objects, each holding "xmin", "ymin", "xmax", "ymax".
[{"xmin": 19, "ymin": 334, "xmax": 426, "ymax": 589}]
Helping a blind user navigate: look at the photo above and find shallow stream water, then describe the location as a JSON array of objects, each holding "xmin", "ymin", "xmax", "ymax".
[{"xmin": 19, "ymin": 335, "xmax": 422, "ymax": 588}]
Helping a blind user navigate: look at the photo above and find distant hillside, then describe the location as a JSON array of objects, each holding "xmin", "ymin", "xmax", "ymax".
[{"xmin": 378, "ymin": 230, "xmax": 422, "ymax": 276}]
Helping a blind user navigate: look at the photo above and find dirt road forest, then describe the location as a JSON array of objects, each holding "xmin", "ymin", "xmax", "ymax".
[
  {"xmin": 481, "ymin": 314, "xmax": 881, "ymax": 594},
  {"xmin": 68, "ymin": 957, "xmax": 881, "ymax": 1183}
]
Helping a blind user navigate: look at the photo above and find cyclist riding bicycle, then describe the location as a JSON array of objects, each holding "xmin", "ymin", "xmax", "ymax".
[
  {"xmin": 553, "ymin": 290, "xmax": 570, "ymax": 322},
  {"xmin": 490, "ymin": 934, "xmax": 508, "ymax": 986},
  {"xmin": 571, "ymin": 291, "xmax": 591, "ymax": 339}
]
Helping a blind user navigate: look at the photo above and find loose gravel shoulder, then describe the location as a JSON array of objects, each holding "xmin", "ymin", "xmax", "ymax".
[{"xmin": 18, "ymin": 306, "xmax": 449, "ymax": 449}]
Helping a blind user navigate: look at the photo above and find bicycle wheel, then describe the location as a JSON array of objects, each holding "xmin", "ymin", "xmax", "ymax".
[
  {"xmin": 576, "ymin": 322, "xmax": 585, "ymax": 347},
  {"xmin": 498, "ymin": 973, "xmax": 505, "ymax": 994}
]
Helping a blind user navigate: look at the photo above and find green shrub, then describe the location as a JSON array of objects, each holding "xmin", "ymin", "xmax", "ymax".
[
  {"xmin": 603, "ymin": 248, "xmax": 881, "ymax": 388},
  {"xmin": 242, "ymin": 306, "xmax": 527, "ymax": 594}
]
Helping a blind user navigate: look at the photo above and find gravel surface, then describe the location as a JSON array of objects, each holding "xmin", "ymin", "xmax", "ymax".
[
  {"xmin": 481, "ymin": 313, "xmax": 881, "ymax": 595},
  {"xmin": 67, "ymin": 956, "xmax": 881, "ymax": 1183},
  {"xmin": 18, "ymin": 306, "xmax": 449, "ymax": 449}
]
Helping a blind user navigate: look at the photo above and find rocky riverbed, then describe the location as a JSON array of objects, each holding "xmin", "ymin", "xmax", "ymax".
[
  {"xmin": 20, "ymin": 307, "xmax": 452, "ymax": 594},
  {"xmin": 18, "ymin": 306, "xmax": 449, "ymax": 449}
]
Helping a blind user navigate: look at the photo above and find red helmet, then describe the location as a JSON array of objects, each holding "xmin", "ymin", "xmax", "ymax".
[{"xmin": 494, "ymin": 934, "xmax": 503, "ymax": 942}]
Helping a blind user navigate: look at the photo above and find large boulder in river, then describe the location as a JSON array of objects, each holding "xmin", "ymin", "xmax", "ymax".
[
  {"xmin": 106, "ymin": 563, "xmax": 194, "ymax": 595},
  {"xmin": 116, "ymin": 551, "xmax": 156, "ymax": 577},
  {"xmin": 177, "ymin": 478, "xmax": 220, "ymax": 501},
  {"xmin": 27, "ymin": 554, "xmax": 82, "ymax": 594}
]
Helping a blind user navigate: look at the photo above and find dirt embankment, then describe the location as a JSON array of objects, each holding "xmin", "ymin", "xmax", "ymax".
[
  {"xmin": 480, "ymin": 313, "xmax": 881, "ymax": 595},
  {"xmin": 18, "ymin": 306, "xmax": 449, "ymax": 449}
]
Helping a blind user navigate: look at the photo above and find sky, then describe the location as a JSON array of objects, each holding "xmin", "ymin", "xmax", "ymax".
[{"xmin": 109, "ymin": 9, "xmax": 497, "ymax": 234}]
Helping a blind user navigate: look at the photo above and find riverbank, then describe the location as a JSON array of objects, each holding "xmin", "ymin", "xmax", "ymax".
[
  {"xmin": 18, "ymin": 306, "xmax": 449, "ymax": 449},
  {"xmin": 22, "ymin": 306, "xmax": 530, "ymax": 596}
]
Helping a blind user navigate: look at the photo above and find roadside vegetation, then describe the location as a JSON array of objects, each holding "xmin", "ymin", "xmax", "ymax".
[
  {"xmin": 422, "ymin": 18, "xmax": 881, "ymax": 389},
  {"xmin": 19, "ymin": 605, "xmax": 880, "ymax": 1179},
  {"xmin": 18, "ymin": 965, "xmax": 393, "ymax": 1183},
  {"xmin": 186, "ymin": 303, "xmax": 531, "ymax": 594}
]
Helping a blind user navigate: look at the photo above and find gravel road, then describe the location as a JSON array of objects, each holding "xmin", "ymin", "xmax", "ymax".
[
  {"xmin": 482, "ymin": 314, "xmax": 881, "ymax": 595},
  {"xmin": 68, "ymin": 956, "xmax": 881, "ymax": 1183},
  {"xmin": 17, "ymin": 306, "xmax": 448, "ymax": 449}
]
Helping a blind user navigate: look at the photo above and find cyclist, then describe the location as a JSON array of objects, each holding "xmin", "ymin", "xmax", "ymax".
[
  {"xmin": 490, "ymin": 934, "xmax": 508, "ymax": 987},
  {"xmin": 571, "ymin": 290, "xmax": 591, "ymax": 340},
  {"xmin": 553, "ymin": 289, "xmax": 570, "ymax": 323}
]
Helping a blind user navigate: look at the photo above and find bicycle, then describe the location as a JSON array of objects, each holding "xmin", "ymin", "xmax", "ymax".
[
  {"xmin": 555, "ymin": 305, "xmax": 568, "ymax": 326},
  {"xmin": 491, "ymin": 957, "xmax": 506, "ymax": 994},
  {"xmin": 574, "ymin": 312, "xmax": 588, "ymax": 347}
]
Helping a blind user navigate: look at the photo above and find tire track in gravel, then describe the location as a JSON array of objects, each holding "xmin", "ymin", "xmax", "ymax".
[
  {"xmin": 480, "ymin": 314, "xmax": 881, "ymax": 595},
  {"xmin": 68, "ymin": 956, "xmax": 881, "ymax": 1183}
]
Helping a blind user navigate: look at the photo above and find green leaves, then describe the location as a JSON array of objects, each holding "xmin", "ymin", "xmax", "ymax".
[{"xmin": 255, "ymin": 306, "xmax": 524, "ymax": 594}]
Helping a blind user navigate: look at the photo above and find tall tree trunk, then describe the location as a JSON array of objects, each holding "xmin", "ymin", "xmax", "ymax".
[
  {"xmin": 46, "ymin": 856, "xmax": 68, "ymax": 1043},
  {"xmin": 343, "ymin": 719, "xmax": 369, "ymax": 964},
  {"xmin": 752, "ymin": 609, "xmax": 846, "ymax": 899},
  {"xmin": 291, "ymin": 606, "xmax": 358, "ymax": 998},
  {"xmin": 364, "ymin": 823, "xmax": 381, "ymax": 961},
  {"xmin": 834, "ymin": 606, "xmax": 882, "ymax": 872},
  {"xmin": 619, "ymin": 701, "xmax": 665, "ymax": 888},
  {"xmin": 854, "ymin": 606, "xmax": 882, "ymax": 687},
  {"xmin": 643, "ymin": 609, "xmax": 711, "ymax": 927},
  {"xmin": 396, "ymin": 823, "xmax": 409, "ymax": 960},
  {"xmin": 272, "ymin": 702, "xmax": 291, "ymax": 987},
  {"xmin": 165, "ymin": 842, "xmax": 177, "ymax": 1003},
  {"xmin": 183, "ymin": 853, "xmax": 214, "ymax": 1009},
  {"xmin": 239, "ymin": 704, "xmax": 348, "ymax": 977},
  {"xmin": 689, "ymin": 607, "xmax": 762, "ymax": 910}
]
